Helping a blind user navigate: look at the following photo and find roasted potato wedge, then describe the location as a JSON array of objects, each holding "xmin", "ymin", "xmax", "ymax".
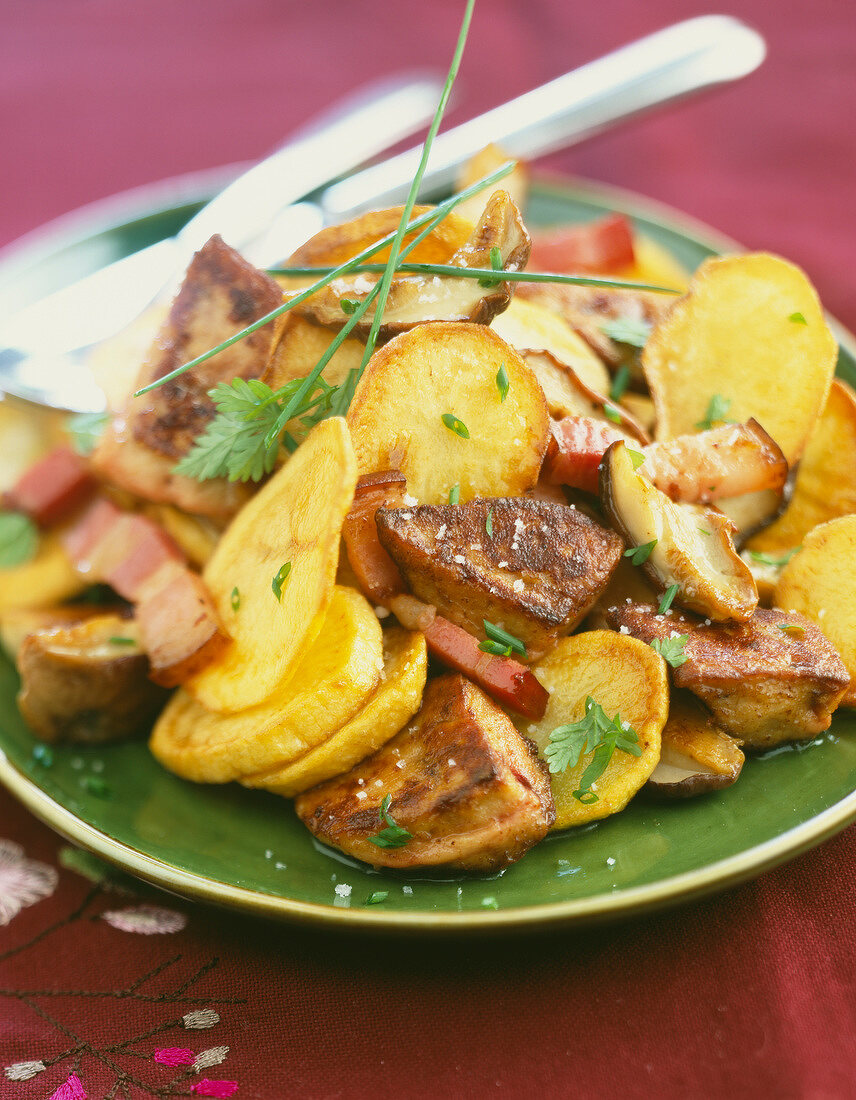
[
  {"xmin": 454, "ymin": 144, "xmax": 529, "ymax": 226},
  {"xmin": 520, "ymin": 631, "xmax": 668, "ymax": 829},
  {"xmin": 646, "ymin": 691, "xmax": 744, "ymax": 798},
  {"xmin": 0, "ymin": 603, "xmax": 126, "ymax": 661},
  {"xmin": 775, "ymin": 516, "xmax": 856, "ymax": 706},
  {"xmin": 17, "ymin": 615, "xmax": 166, "ymax": 744},
  {"xmin": 142, "ymin": 504, "xmax": 220, "ymax": 568},
  {"xmin": 601, "ymin": 440, "xmax": 758, "ymax": 622},
  {"xmin": 151, "ymin": 585, "xmax": 382, "ymax": 782},
  {"xmin": 376, "ymin": 496, "xmax": 623, "ymax": 653},
  {"xmin": 346, "ymin": 322, "xmax": 549, "ymax": 505},
  {"xmin": 243, "ymin": 626, "xmax": 427, "ymax": 796},
  {"xmin": 188, "ymin": 416, "xmax": 357, "ymax": 713},
  {"xmin": 747, "ymin": 380, "xmax": 856, "ymax": 557},
  {"xmin": 643, "ymin": 253, "xmax": 837, "ymax": 467},
  {"xmin": 295, "ymin": 673, "xmax": 554, "ymax": 872},
  {"xmin": 491, "ymin": 296, "xmax": 611, "ymax": 394},
  {"xmin": 0, "ymin": 532, "xmax": 85, "ymax": 612},
  {"xmin": 263, "ymin": 312, "xmax": 365, "ymax": 394},
  {"xmin": 607, "ymin": 603, "xmax": 850, "ymax": 748}
]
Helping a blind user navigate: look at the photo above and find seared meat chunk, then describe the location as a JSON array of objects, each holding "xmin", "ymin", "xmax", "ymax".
[
  {"xmin": 17, "ymin": 614, "xmax": 167, "ymax": 743},
  {"xmin": 295, "ymin": 674, "xmax": 555, "ymax": 872},
  {"xmin": 376, "ymin": 497, "xmax": 623, "ymax": 654},
  {"xmin": 607, "ymin": 603, "xmax": 850, "ymax": 748},
  {"xmin": 93, "ymin": 235, "xmax": 282, "ymax": 520}
]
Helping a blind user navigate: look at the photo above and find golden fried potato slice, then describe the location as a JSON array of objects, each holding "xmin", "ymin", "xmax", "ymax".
[
  {"xmin": 519, "ymin": 631, "xmax": 668, "ymax": 829},
  {"xmin": 622, "ymin": 236, "xmax": 690, "ymax": 291},
  {"xmin": 263, "ymin": 313, "xmax": 365, "ymax": 394},
  {"xmin": 747, "ymin": 380, "xmax": 856, "ymax": 557},
  {"xmin": 243, "ymin": 626, "xmax": 427, "ymax": 796},
  {"xmin": 150, "ymin": 585, "xmax": 382, "ymax": 782},
  {"xmin": 454, "ymin": 144, "xmax": 529, "ymax": 227},
  {"xmin": 775, "ymin": 516, "xmax": 856, "ymax": 707},
  {"xmin": 646, "ymin": 690, "xmax": 744, "ymax": 798},
  {"xmin": 491, "ymin": 297, "xmax": 611, "ymax": 395},
  {"xmin": 643, "ymin": 253, "xmax": 838, "ymax": 466},
  {"xmin": 187, "ymin": 417, "xmax": 357, "ymax": 713},
  {"xmin": 142, "ymin": 504, "xmax": 220, "ymax": 568},
  {"xmin": 0, "ymin": 398, "xmax": 66, "ymax": 491},
  {"xmin": 0, "ymin": 533, "xmax": 85, "ymax": 612},
  {"xmin": 346, "ymin": 322, "xmax": 549, "ymax": 505}
]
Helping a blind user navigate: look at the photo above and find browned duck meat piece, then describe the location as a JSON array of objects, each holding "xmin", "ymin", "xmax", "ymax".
[
  {"xmin": 295, "ymin": 674, "xmax": 555, "ymax": 872},
  {"xmin": 376, "ymin": 496, "xmax": 623, "ymax": 655},
  {"xmin": 606, "ymin": 603, "xmax": 850, "ymax": 749}
]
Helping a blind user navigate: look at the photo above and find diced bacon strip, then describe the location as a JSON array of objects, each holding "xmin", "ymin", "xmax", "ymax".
[
  {"xmin": 423, "ymin": 615, "xmax": 549, "ymax": 721},
  {"xmin": 544, "ymin": 417, "xmax": 626, "ymax": 494},
  {"xmin": 137, "ymin": 567, "xmax": 229, "ymax": 687},
  {"xmin": 529, "ymin": 213, "xmax": 635, "ymax": 275},
  {"xmin": 4, "ymin": 446, "xmax": 97, "ymax": 527},
  {"xmin": 342, "ymin": 471, "xmax": 408, "ymax": 603},
  {"xmin": 547, "ymin": 416, "xmax": 789, "ymax": 504},
  {"xmin": 62, "ymin": 497, "xmax": 123, "ymax": 564}
]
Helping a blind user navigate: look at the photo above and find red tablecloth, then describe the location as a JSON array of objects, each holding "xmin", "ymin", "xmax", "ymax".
[{"xmin": 1, "ymin": 1, "xmax": 855, "ymax": 1097}]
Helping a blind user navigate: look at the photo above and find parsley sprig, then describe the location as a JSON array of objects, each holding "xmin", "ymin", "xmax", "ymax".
[
  {"xmin": 0, "ymin": 511, "xmax": 39, "ymax": 568},
  {"xmin": 695, "ymin": 394, "xmax": 734, "ymax": 431},
  {"xmin": 545, "ymin": 697, "xmax": 642, "ymax": 803},
  {"xmin": 367, "ymin": 794, "xmax": 412, "ymax": 849},
  {"xmin": 600, "ymin": 316, "xmax": 652, "ymax": 348},
  {"xmin": 650, "ymin": 634, "xmax": 689, "ymax": 668},
  {"xmin": 748, "ymin": 547, "xmax": 800, "ymax": 568},
  {"xmin": 623, "ymin": 539, "xmax": 657, "ymax": 566}
]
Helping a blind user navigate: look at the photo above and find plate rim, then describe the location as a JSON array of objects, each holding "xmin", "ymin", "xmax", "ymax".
[{"xmin": 2, "ymin": 169, "xmax": 856, "ymax": 933}]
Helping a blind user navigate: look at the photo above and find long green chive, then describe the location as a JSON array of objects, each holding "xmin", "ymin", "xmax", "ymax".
[{"xmin": 483, "ymin": 619, "xmax": 527, "ymax": 658}]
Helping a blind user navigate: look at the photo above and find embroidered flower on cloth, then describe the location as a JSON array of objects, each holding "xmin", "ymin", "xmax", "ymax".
[
  {"xmin": 0, "ymin": 839, "xmax": 58, "ymax": 926},
  {"xmin": 48, "ymin": 1072, "xmax": 87, "ymax": 1100},
  {"xmin": 183, "ymin": 1009, "xmax": 221, "ymax": 1029},
  {"xmin": 154, "ymin": 1048, "xmax": 196, "ymax": 1066},
  {"xmin": 4, "ymin": 1060, "xmax": 46, "ymax": 1081},
  {"xmin": 192, "ymin": 1081, "xmax": 238, "ymax": 1098},
  {"xmin": 100, "ymin": 905, "xmax": 187, "ymax": 934}
]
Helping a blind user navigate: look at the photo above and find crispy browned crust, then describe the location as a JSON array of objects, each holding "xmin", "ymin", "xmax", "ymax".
[
  {"xmin": 295, "ymin": 674, "xmax": 555, "ymax": 872},
  {"xmin": 606, "ymin": 603, "xmax": 850, "ymax": 748},
  {"xmin": 130, "ymin": 235, "xmax": 283, "ymax": 459},
  {"xmin": 16, "ymin": 616, "xmax": 167, "ymax": 744},
  {"xmin": 376, "ymin": 497, "xmax": 623, "ymax": 654},
  {"xmin": 516, "ymin": 282, "xmax": 672, "ymax": 370}
]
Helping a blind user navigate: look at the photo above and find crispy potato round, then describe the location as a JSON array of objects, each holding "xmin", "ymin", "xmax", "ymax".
[
  {"xmin": 747, "ymin": 380, "xmax": 856, "ymax": 556},
  {"xmin": 643, "ymin": 253, "xmax": 838, "ymax": 466},
  {"xmin": 263, "ymin": 313, "xmax": 365, "ymax": 393},
  {"xmin": 150, "ymin": 586, "xmax": 383, "ymax": 782},
  {"xmin": 774, "ymin": 516, "xmax": 856, "ymax": 707},
  {"xmin": 491, "ymin": 297, "xmax": 611, "ymax": 395},
  {"xmin": 347, "ymin": 322, "xmax": 549, "ymax": 505},
  {"xmin": 187, "ymin": 416, "xmax": 357, "ymax": 713},
  {"xmin": 519, "ymin": 631, "xmax": 668, "ymax": 829},
  {"xmin": 243, "ymin": 626, "xmax": 427, "ymax": 796}
]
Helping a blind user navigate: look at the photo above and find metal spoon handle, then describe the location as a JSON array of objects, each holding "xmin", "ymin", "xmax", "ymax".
[{"xmin": 320, "ymin": 15, "xmax": 765, "ymax": 217}]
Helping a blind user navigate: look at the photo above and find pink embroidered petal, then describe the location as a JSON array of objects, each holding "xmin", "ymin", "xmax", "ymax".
[
  {"xmin": 192, "ymin": 1080, "xmax": 238, "ymax": 1098},
  {"xmin": 154, "ymin": 1048, "xmax": 196, "ymax": 1066},
  {"xmin": 0, "ymin": 839, "xmax": 58, "ymax": 926},
  {"xmin": 101, "ymin": 905, "xmax": 187, "ymax": 934},
  {"xmin": 48, "ymin": 1072, "xmax": 87, "ymax": 1100}
]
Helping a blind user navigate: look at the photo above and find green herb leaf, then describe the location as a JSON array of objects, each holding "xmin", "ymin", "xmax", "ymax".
[
  {"xmin": 366, "ymin": 891, "xmax": 389, "ymax": 905},
  {"xmin": 623, "ymin": 539, "xmax": 657, "ymax": 565},
  {"xmin": 448, "ymin": 484, "xmax": 460, "ymax": 505},
  {"xmin": 789, "ymin": 312, "xmax": 808, "ymax": 325},
  {"xmin": 496, "ymin": 361, "xmax": 509, "ymax": 402},
  {"xmin": 483, "ymin": 620, "xmax": 527, "ymax": 658},
  {"xmin": 627, "ymin": 449, "xmax": 646, "ymax": 471},
  {"xmin": 779, "ymin": 622, "xmax": 806, "ymax": 636},
  {"xmin": 441, "ymin": 413, "xmax": 469, "ymax": 439},
  {"xmin": 485, "ymin": 507, "xmax": 494, "ymax": 538},
  {"xmin": 600, "ymin": 316, "xmax": 652, "ymax": 348},
  {"xmin": 67, "ymin": 410, "xmax": 111, "ymax": 455},
  {"xmin": 695, "ymin": 394, "xmax": 734, "ymax": 431},
  {"xmin": 657, "ymin": 584, "xmax": 680, "ymax": 614},
  {"xmin": 231, "ymin": 586, "xmax": 241, "ymax": 612},
  {"xmin": 339, "ymin": 298, "xmax": 359, "ymax": 315},
  {"xmin": 478, "ymin": 639, "xmax": 513, "ymax": 657},
  {"xmin": 748, "ymin": 547, "xmax": 800, "ymax": 568},
  {"xmin": 108, "ymin": 636, "xmax": 136, "ymax": 647},
  {"xmin": 603, "ymin": 403, "xmax": 622, "ymax": 424},
  {"xmin": 272, "ymin": 561, "xmax": 292, "ymax": 602},
  {"xmin": 609, "ymin": 364, "xmax": 632, "ymax": 403},
  {"xmin": 32, "ymin": 743, "xmax": 54, "ymax": 767},
  {"xmin": 368, "ymin": 794, "xmax": 412, "ymax": 849},
  {"xmin": 544, "ymin": 696, "xmax": 642, "ymax": 802},
  {"xmin": 478, "ymin": 244, "xmax": 504, "ymax": 287},
  {"xmin": 698, "ymin": 527, "xmax": 711, "ymax": 536},
  {"xmin": 650, "ymin": 634, "xmax": 689, "ymax": 668},
  {"xmin": 0, "ymin": 511, "xmax": 39, "ymax": 568}
]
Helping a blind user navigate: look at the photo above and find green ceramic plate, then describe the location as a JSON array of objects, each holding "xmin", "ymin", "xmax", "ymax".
[{"xmin": 1, "ymin": 173, "xmax": 855, "ymax": 933}]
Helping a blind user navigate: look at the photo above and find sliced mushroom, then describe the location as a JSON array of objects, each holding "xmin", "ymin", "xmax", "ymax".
[
  {"xmin": 646, "ymin": 691, "xmax": 744, "ymax": 798},
  {"xmin": 291, "ymin": 190, "xmax": 531, "ymax": 339},
  {"xmin": 16, "ymin": 614, "xmax": 168, "ymax": 743},
  {"xmin": 600, "ymin": 440, "xmax": 758, "ymax": 622}
]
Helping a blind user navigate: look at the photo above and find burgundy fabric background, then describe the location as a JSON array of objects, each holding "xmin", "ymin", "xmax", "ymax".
[{"xmin": 1, "ymin": 1, "xmax": 855, "ymax": 1097}]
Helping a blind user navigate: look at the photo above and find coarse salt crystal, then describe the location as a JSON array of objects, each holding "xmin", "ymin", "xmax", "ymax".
[
  {"xmin": 355, "ymin": 790, "xmax": 367, "ymax": 800},
  {"xmin": 619, "ymin": 625, "xmax": 630, "ymax": 635},
  {"xmin": 403, "ymin": 494, "xmax": 418, "ymax": 506},
  {"xmin": 512, "ymin": 579, "xmax": 524, "ymax": 593},
  {"xmin": 335, "ymin": 884, "xmax": 352, "ymax": 898},
  {"xmin": 435, "ymin": 524, "xmax": 447, "ymax": 540},
  {"xmin": 453, "ymin": 554, "xmax": 466, "ymax": 564}
]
